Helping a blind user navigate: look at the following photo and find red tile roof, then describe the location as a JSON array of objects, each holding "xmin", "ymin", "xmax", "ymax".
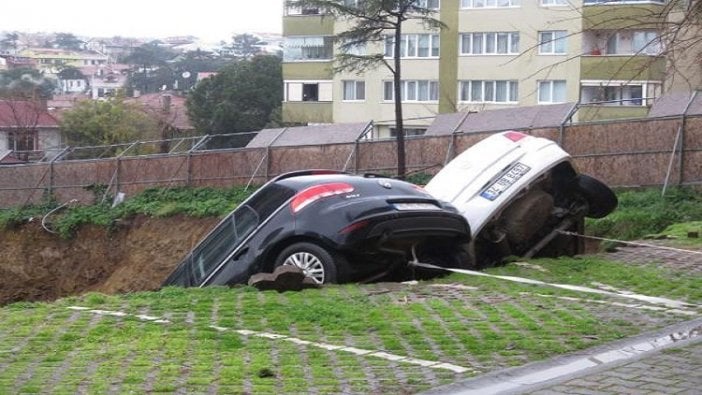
[{"xmin": 0, "ymin": 100, "xmax": 59, "ymax": 128}]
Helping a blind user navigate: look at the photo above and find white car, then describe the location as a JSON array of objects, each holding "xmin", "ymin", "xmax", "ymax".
[{"xmin": 425, "ymin": 131, "xmax": 617, "ymax": 268}]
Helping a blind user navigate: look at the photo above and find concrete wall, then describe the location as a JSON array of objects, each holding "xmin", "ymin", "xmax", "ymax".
[{"xmin": 1, "ymin": 115, "xmax": 700, "ymax": 208}]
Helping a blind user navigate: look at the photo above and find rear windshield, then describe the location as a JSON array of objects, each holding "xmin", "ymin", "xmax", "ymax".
[{"xmin": 167, "ymin": 183, "xmax": 295, "ymax": 286}]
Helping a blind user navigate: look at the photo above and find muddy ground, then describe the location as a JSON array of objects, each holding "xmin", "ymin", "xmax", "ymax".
[{"xmin": 0, "ymin": 215, "xmax": 219, "ymax": 306}]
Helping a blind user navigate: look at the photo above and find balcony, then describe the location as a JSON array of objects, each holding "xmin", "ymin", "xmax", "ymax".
[
  {"xmin": 582, "ymin": 1, "xmax": 667, "ymax": 30},
  {"xmin": 580, "ymin": 55, "xmax": 666, "ymax": 81},
  {"xmin": 282, "ymin": 102, "xmax": 333, "ymax": 124}
]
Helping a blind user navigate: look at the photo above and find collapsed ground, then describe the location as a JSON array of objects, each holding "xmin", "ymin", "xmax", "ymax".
[{"xmin": 0, "ymin": 215, "xmax": 218, "ymax": 306}]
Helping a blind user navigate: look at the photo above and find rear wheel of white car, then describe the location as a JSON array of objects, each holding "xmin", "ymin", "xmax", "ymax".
[
  {"xmin": 502, "ymin": 189, "xmax": 555, "ymax": 246},
  {"xmin": 275, "ymin": 242, "xmax": 341, "ymax": 284},
  {"xmin": 576, "ymin": 174, "xmax": 618, "ymax": 219}
]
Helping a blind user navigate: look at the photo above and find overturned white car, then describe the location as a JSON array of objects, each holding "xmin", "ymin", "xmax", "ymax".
[{"xmin": 425, "ymin": 131, "xmax": 617, "ymax": 268}]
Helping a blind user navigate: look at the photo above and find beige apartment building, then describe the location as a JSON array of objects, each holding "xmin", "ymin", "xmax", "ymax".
[{"xmin": 282, "ymin": 0, "xmax": 676, "ymax": 137}]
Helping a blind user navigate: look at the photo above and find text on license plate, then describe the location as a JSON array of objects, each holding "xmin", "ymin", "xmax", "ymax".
[
  {"xmin": 480, "ymin": 163, "xmax": 531, "ymax": 201},
  {"xmin": 395, "ymin": 203, "xmax": 440, "ymax": 211}
]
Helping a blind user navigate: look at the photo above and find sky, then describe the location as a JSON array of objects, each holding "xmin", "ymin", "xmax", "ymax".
[{"xmin": 3, "ymin": 0, "xmax": 284, "ymax": 42}]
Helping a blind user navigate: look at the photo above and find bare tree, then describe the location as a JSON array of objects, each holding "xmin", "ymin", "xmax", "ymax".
[{"xmin": 286, "ymin": 0, "xmax": 443, "ymax": 178}]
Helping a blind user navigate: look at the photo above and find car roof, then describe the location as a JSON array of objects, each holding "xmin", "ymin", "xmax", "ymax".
[{"xmin": 272, "ymin": 171, "xmax": 395, "ymax": 191}]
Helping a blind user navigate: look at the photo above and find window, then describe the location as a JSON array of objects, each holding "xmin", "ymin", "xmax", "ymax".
[
  {"xmin": 285, "ymin": 6, "xmax": 321, "ymax": 15},
  {"xmin": 603, "ymin": 31, "xmax": 661, "ymax": 55},
  {"xmin": 302, "ymin": 84, "xmax": 319, "ymax": 101},
  {"xmin": 342, "ymin": 80, "xmax": 365, "ymax": 101},
  {"xmin": 460, "ymin": 32, "xmax": 519, "ymax": 55},
  {"xmin": 461, "ymin": 0, "xmax": 520, "ymax": 8},
  {"xmin": 284, "ymin": 36, "xmax": 334, "ymax": 61},
  {"xmin": 390, "ymin": 128, "xmax": 427, "ymax": 138},
  {"xmin": 538, "ymin": 80, "xmax": 567, "ymax": 103},
  {"xmin": 285, "ymin": 81, "xmax": 333, "ymax": 102},
  {"xmin": 383, "ymin": 80, "xmax": 439, "ymax": 102},
  {"xmin": 632, "ymin": 31, "xmax": 661, "ymax": 55},
  {"xmin": 8, "ymin": 131, "xmax": 37, "ymax": 151},
  {"xmin": 385, "ymin": 34, "xmax": 440, "ymax": 58},
  {"xmin": 538, "ymin": 31, "xmax": 567, "ymax": 55},
  {"xmin": 414, "ymin": 0, "xmax": 440, "ymax": 9},
  {"xmin": 584, "ymin": 0, "xmax": 664, "ymax": 4},
  {"xmin": 541, "ymin": 0, "xmax": 568, "ymax": 5},
  {"xmin": 459, "ymin": 80, "xmax": 518, "ymax": 103}
]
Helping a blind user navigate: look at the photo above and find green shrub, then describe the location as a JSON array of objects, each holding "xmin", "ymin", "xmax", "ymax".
[{"xmin": 586, "ymin": 186, "xmax": 702, "ymax": 240}]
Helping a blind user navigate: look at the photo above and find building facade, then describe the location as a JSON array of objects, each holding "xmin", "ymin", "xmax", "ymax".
[{"xmin": 282, "ymin": 0, "xmax": 675, "ymax": 137}]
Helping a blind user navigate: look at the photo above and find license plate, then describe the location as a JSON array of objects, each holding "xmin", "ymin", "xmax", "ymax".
[
  {"xmin": 480, "ymin": 163, "xmax": 531, "ymax": 201},
  {"xmin": 395, "ymin": 202, "xmax": 440, "ymax": 211}
]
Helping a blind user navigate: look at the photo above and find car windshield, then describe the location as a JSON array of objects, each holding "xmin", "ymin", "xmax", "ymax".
[{"xmin": 168, "ymin": 183, "xmax": 296, "ymax": 286}]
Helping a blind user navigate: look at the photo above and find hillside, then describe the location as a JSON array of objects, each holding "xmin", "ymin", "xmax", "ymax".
[{"xmin": 0, "ymin": 215, "xmax": 218, "ymax": 306}]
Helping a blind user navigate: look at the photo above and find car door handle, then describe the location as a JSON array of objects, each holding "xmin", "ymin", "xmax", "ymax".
[{"xmin": 231, "ymin": 247, "xmax": 249, "ymax": 261}]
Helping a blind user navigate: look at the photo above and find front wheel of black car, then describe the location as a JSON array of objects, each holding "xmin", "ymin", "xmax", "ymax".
[
  {"xmin": 275, "ymin": 242, "xmax": 344, "ymax": 284},
  {"xmin": 576, "ymin": 174, "xmax": 618, "ymax": 219}
]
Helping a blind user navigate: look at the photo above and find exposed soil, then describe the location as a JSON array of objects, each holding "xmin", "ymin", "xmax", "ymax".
[{"xmin": 0, "ymin": 215, "xmax": 219, "ymax": 306}]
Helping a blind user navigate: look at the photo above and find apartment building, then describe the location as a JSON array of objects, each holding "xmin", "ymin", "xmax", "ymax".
[{"xmin": 282, "ymin": 0, "xmax": 673, "ymax": 137}]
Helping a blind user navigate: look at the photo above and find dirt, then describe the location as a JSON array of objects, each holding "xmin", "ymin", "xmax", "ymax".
[{"xmin": 0, "ymin": 215, "xmax": 220, "ymax": 306}]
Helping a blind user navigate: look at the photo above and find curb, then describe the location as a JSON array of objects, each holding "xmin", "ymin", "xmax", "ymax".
[{"xmin": 420, "ymin": 317, "xmax": 702, "ymax": 395}]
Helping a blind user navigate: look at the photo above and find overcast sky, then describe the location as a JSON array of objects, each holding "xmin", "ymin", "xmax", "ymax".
[{"xmin": 3, "ymin": 0, "xmax": 284, "ymax": 42}]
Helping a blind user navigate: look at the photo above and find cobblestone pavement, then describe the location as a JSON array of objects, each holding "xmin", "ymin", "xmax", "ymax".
[
  {"xmin": 423, "ymin": 242, "xmax": 702, "ymax": 395},
  {"xmin": 529, "ymin": 339, "xmax": 702, "ymax": 395},
  {"xmin": 598, "ymin": 240, "xmax": 702, "ymax": 275}
]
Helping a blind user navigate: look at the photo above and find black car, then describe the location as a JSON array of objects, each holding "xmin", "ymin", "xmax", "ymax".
[{"xmin": 163, "ymin": 170, "xmax": 472, "ymax": 287}]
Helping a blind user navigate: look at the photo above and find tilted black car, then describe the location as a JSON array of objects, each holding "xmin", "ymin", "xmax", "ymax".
[{"xmin": 163, "ymin": 170, "xmax": 472, "ymax": 287}]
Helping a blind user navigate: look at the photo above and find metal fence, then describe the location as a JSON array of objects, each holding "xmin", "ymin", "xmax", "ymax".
[{"xmin": 1, "ymin": 114, "xmax": 701, "ymax": 208}]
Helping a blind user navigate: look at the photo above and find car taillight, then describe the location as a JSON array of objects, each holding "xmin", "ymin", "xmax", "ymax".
[
  {"xmin": 290, "ymin": 182, "xmax": 354, "ymax": 214},
  {"xmin": 504, "ymin": 131, "xmax": 528, "ymax": 142}
]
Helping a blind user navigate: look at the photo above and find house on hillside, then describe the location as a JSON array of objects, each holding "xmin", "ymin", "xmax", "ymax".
[
  {"xmin": 19, "ymin": 48, "xmax": 108, "ymax": 74},
  {"xmin": 126, "ymin": 92, "xmax": 196, "ymax": 141},
  {"xmin": 80, "ymin": 64, "xmax": 130, "ymax": 99},
  {"xmin": 0, "ymin": 100, "xmax": 62, "ymax": 163}
]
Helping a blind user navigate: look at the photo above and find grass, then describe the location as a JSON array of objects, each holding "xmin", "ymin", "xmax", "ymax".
[
  {"xmin": 587, "ymin": 186, "xmax": 702, "ymax": 241},
  {"xmin": 1, "ymin": 258, "xmax": 699, "ymax": 394}
]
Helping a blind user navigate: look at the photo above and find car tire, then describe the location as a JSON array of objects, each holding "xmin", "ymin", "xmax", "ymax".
[
  {"xmin": 275, "ymin": 242, "xmax": 343, "ymax": 284},
  {"xmin": 576, "ymin": 174, "xmax": 618, "ymax": 219},
  {"xmin": 502, "ymin": 189, "xmax": 555, "ymax": 246}
]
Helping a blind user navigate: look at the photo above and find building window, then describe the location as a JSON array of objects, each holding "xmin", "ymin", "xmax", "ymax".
[
  {"xmin": 342, "ymin": 80, "xmax": 365, "ymax": 101},
  {"xmin": 284, "ymin": 36, "xmax": 334, "ymax": 61},
  {"xmin": 461, "ymin": 0, "xmax": 520, "ymax": 8},
  {"xmin": 8, "ymin": 131, "xmax": 37, "ymax": 151},
  {"xmin": 414, "ymin": 0, "xmax": 440, "ymax": 10},
  {"xmin": 285, "ymin": 6, "xmax": 322, "ymax": 15},
  {"xmin": 584, "ymin": 0, "xmax": 664, "ymax": 4},
  {"xmin": 632, "ymin": 31, "xmax": 661, "ymax": 55},
  {"xmin": 602, "ymin": 30, "xmax": 661, "ymax": 55},
  {"xmin": 385, "ymin": 34, "xmax": 440, "ymax": 58},
  {"xmin": 383, "ymin": 80, "xmax": 439, "ymax": 102},
  {"xmin": 389, "ymin": 128, "xmax": 427, "ymax": 138},
  {"xmin": 538, "ymin": 31, "xmax": 567, "ymax": 55},
  {"xmin": 538, "ymin": 80, "xmax": 567, "ymax": 103},
  {"xmin": 459, "ymin": 80, "xmax": 518, "ymax": 103},
  {"xmin": 581, "ymin": 84, "xmax": 647, "ymax": 106},
  {"xmin": 285, "ymin": 81, "xmax": 333, "ymax": 102},
  {"xmin": 541, "ymin": 0, "xmax": 568, "ymax": 5},
  {"xmin": 460, "ymin": 32, "xmax": 519, "ymax": 55}
]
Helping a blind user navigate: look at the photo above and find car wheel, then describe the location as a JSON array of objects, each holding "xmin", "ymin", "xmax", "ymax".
[
  {"xmin": 501, "ymin": 189, "xmax": 554, "ymax": 246},
  {"xmin": 275, "ymin": 242, "xmax": 341, "ymax": 284},
  {"xmin": 576, "ymin": 174, "xmax": 618, "ymax": 219}
]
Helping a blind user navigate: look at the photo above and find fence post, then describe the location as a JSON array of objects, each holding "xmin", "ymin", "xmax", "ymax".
[
  {"xmin": 677, "ymin": 91, "xmax": 698, "ymax": 186},
  {"xmin": 187, "ymin": 135, "xmax": 210, "ymax": 186}
]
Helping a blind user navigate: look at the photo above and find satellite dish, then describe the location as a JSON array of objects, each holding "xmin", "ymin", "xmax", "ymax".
[{"xmin": 181, "ymin": 71, "xmax": 191, "ymax": 79}]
